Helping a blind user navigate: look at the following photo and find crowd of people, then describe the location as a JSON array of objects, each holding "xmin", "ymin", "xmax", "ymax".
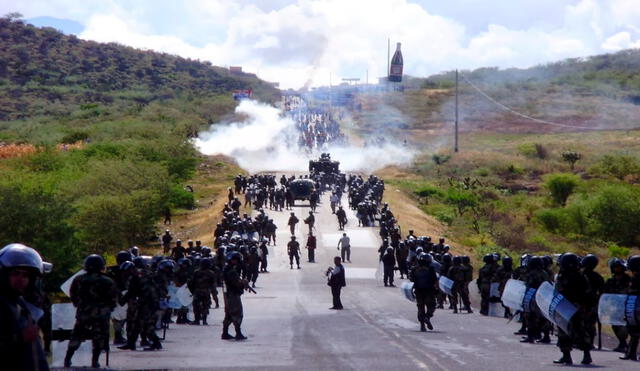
[{"xmin": 283, "ymin": 94, "xmax": 348, "ymax": 151}]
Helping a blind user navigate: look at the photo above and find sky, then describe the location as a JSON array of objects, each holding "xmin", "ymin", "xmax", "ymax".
[{"xmin": 5, "ymin": 0, "xmax": 640, "ymax": 89}]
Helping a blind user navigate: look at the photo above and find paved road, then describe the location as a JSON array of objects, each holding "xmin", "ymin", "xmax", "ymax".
[{"xmin": 91, "ymin": 190, "xmax": 637, "ymax": 370}]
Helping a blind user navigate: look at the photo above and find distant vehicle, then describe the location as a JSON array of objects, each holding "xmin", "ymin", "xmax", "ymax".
[
  {"xmin": 289, "ymin": 179, "xmax": 315, "ymax": 202},
  {"xmin": 309, "ymin": 153, "xmax": 340, "ymax": 174}
]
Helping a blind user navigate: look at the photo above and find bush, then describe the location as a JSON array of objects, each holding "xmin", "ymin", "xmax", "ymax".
[
  {"xmin": 414, "ymin": 184, "xmax": 443, "ymax": 204},
  {"xmin": 590, "ymin": 154, "xmax": 640, "ymax": 180},
  {"xmin": 607, "ymin": 243, "xmax": 631, "ymax": 258},
  {"xmin": 561, "ymin": 150, "xmax": 582, "ymax": 171},
  {"xmin": 536, "ymin": 208, "xmax": 565, "ymax": 233},
  {"xmin": 588, "ymin": 185, "xmax": 640, "ymax": 246},
  {"xmin": 518, "ymin": 143, "xmax": 548, "ymax": 159},
  {"xmin": 61, "ymin": 131, "xmax": 89, "ymax": 144},
  {"xmin": 169, "ymin": 185, "xmax": 195, "ymax": 209},
  {"xmin": 445, "ymin": 188, "xmax": 478, "ymax": 215},
  {"xmin": 544, "ymin": 173, "xmax": 579, "ymax": 206}
]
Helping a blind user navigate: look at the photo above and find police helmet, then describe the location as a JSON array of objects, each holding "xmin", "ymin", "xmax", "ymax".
[
  {"xmin": 84, "ymin": 254, "xmax": 105, "ymax": 272},
  {"xmin": 520, "ymin": 254, "xmax": 532, "ymax": 267},
  {"xmin": 627, "ymin": 255, "xmax": 640, "ymax": 272},
  {"xmin": 502, "ymin": 256, "xmax": 513, "ymax": 268},
  {"xmin": 178, "ymin": 258, "xmax": 191, "ymax": 267},
  {"xmin": 418, "ymin": 253, "xmax": 432, "ymax": 266},
  {"xmin": 541, "ymin": 255, "xmax": 553, "ymax": 268},
  {"xmin": 452, "ymin": 256, "xmax": 462, "ymax": 265},
  {"xmin": 226, "ymin": 251, "xmax": 243, "ymax": 263},
  {"xmin": 201, "ymin": 247, "xmax": 212, "ymax": 256},
  {"xmin": 0, "ymin": 243, "xmax": 44, "ymax": 274},
  {"xmin": 528, "ymin": 256, "xmax": 542, "ymax": 270},
  {"xmin": 158, "ymin": 259, "xmax": 175, "ymax": 271},
  {"xmin": 130, "ymin": 246, "xmax": 140, "ymax": 257},
  {"xmin": 116, "ymin": 250, "xmax": 132, "ymax": 265},
  {"xmin": 482, "ymin": 254, "xmax": 494, "ymax": 264},
  {"xmin": 120, "ymin": 261, "xmax": 135, "ymax": 272},
  {"xmin": 580, "ymin": 254, "xmax": 599, "ymax": 271},
  {"xmin": 461, "ymin": 256, "xmax": 470, "ymax": 265},
  {"xmin": 608, "ymin": 258, "xmax": 627, "ymax": 273},
  {"xmin": 559, "ymin": 253, "xmax": 580, "ymax": 270},
  {"xmin": 442, "ymin": 253, "xmax": 452, "ymax": 264}
]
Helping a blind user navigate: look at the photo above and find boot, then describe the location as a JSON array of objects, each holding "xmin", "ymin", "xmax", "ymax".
[
  {"xmin": 420, "ymin": 322, "xmax": 426, "ymax": 332},
  {"xmin": 581, "ymin": 350, "xmax": 592, "ymax": 365},
  {"xmin": 424, "ymin": 317, "xmax": 433, "ymax": 330},
  {"xmin": 202, "ymin": 319, "xmax": 209, "ymax": 325},
  {"xmin": 64, "ymin": 348, "xmax": 76, "ymax": 368},
  {"xmin": 91, "ymin": 349, "xmax": 101, "ymax": 368},
  {"xmin": 144, "ymin": 339, "xmax": 162, "ymax": 351},
  {"xmin": 118, "ymin": 342, "xmax": 136, "ymax": 351},
  {"xmin": 221, "ymin": 325, "xmax": 233, "ymax": 340},
  {"xmin": 553, "ymin": 351, "xmax": 573, "ymax": 365},
  {"xmin": 612, "ymin": 342, "xmax": 627, "ymax": 353},
  {"xmin": 114, "ymin": 333, "xmax": 126, "ymax": 345},
  {"xmin": 235, "ymin": 325, "xmax": 247, "ymax": 340},
  {"xmin": 453, "ymin": 308, "xmax": 458, "ymax": 314},
  {"xmin": 536, "ymin": 335, "xmax": 551, "ymax": 344},
  {"xmin": 190, "ymin": 320, "xmax": 201, "ymax": 326}
]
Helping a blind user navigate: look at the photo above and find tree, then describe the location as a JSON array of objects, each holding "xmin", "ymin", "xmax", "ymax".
[
  {"xmin": 561, "ymin": 150, "xmax": 582, "ymax": 171},
  {"xmin": 445, "ymin": 188, "xmax": 478, "ymax": 216},
  {"xmin": 544, "ymin": 173, "xmax": 579, "ymax": 206},
  {"xmin": 432, "ymin": 153, "xmax": 451, "ymax": 175}
]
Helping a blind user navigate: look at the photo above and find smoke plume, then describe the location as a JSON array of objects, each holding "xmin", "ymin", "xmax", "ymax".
[{"xmin": 195, "ymin": 100, "xmax": 415, "ymax": 173}]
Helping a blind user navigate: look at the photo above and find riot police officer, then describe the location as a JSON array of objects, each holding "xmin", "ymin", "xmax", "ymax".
[
  {"xmin": 0, "ymin": 243, "xmax": 50, "ymax": 371},
  {"xmin": 410, "ymin": 253, "xmax": 438, "ymax": 332},
  {"xmin": 222, "ymin": 252, "xmax": 250, "ymax": 340}
]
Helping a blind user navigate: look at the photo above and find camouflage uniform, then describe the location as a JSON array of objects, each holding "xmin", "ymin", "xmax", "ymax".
[
  {"xmin": 121, "ymin": 269, "xmax": 162, "ymax": 350},
  {"xmin": 65, "ymin": 271, "xmax": 118, "ymax": 365},
  {"xmin": 190, "ymin": 267, "xmax": 217, "ymax": 325},
  {"xmin": 222, "ymin": 264, "xmax": 246, "ymax": 337}
]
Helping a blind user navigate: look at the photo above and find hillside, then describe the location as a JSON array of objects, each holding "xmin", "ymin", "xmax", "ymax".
[
  {"xmin": 0, "ymin": 16, "xmax": 280, "ymax": 288},
  {"xmin": 0, "ymin": 16, "xmax": 279, "ymax": 121}
]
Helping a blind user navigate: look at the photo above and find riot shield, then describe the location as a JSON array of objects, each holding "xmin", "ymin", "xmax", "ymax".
[
  {"xmin": 535, "ymin": 281, "xmax": 577, "ymax": 334},
  {"xmin": 522, "ymin": 287, "xmax": 537, "ymax": 313},
  {"xmin": 431, "ymin": 261, "xmax": 441, "ymax": 275},
  {"xmin": 51, "ymin": 303, "xmax": 91, "ymax": 367},
  {"xmin": 60, "ymin": 270, "xmax": 86, "ymax": 298},
  {"xmin": 624, "ymin": 295, "xmax": 639, "ymax": 326},
  {"xmin": 176, "ymin": 284, "xmax": 193, "ymax": 307},
  {"xmin": 167, "ymin": 283, "xmax": 183, "ymax": 309},
  {"xmin": 501, "ymin": 279, "xmax": 526, "ymax": 311},
  {"xmin": 401, "ymin": 281, "xmax": 415, "ymax": 302},
  {"xmin": 598, "ymin": 294, "xmax": 627, "ymax": 326},
  {"xmin": 489, "ymin": 282, "xmax": 501, "ymax": 300},
  {"xmin": 438, "ymin": 276, "xmax": 454, "ymax": 296}
]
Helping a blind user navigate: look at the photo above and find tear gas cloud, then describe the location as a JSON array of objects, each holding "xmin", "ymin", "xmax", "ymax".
[{"xmin": 195, "ymin": 100, "xmax": 415, "ymax": 173}]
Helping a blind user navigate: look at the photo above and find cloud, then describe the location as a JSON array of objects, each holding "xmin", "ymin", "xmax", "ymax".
[{"xmin": 9, "ymin": 0, "xmax": 640, "ymax": 88}]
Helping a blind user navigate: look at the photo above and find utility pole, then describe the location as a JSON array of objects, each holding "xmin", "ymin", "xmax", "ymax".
[{"xmin": 455, "ymin": 69, "xmax": 459, "ymax": 153}]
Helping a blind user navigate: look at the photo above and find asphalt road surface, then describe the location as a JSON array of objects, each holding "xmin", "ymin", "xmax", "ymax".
[{"xmin": 91, "ymin": 190, "xmax": 637, "ymax": 370}]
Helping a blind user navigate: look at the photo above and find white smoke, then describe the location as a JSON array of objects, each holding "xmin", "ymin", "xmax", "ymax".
[{"xmin": 195, "ymin": 100, "xmax": 415, "ymax": 173}]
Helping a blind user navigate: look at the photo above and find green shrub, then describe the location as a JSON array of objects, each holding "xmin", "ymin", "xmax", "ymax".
[
  {"xmin": 414, "ymin": 184, "xmax": 443, "ymax": 204},
  {"xmin": 544, "ymin": 173, "xmax": 579, "ymax": 206},
  {"xmin": 561, "ymin": 150, "xmax": 582, "ymax": 171},
  {"xmin": 474, "ymin": 167, "xmax": 490, "ymax": 177},
  {"xmin": 445, "ymin": 188, "xmax": 478, "ymax": 215},
  {"xmin": 169, "ymin": 185, "xmax": 195, "ymax": 209},
  {"xmin": 607, "ymin": 243, "xmax": 630, "ymax": 258},
  {"xmin": 536, "ymin": 208, "xmax": 565, "ymax": 233},
  {"xmin": 588, "ymin": 185, "xmax": 640, "ymax": 246},
  {"xmin": 591, "ymin": 154, "xmax": 640, "ymax": 180},
  {"xmin": 61, "ymin": 131, "xmax": 89, "ymax": 144},
  {"xmin": 518, "ymin": 143, "xmax": 548, "ymax": 159}
]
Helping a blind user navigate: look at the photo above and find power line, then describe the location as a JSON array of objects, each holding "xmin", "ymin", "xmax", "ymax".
[{"xmin": 459, "ymin": 73, "xmax": 599, "ymax": 130}]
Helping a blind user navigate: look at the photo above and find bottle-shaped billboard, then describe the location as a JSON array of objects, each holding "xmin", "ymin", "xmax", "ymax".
[{"xmin": 388, "ymin": 42, "xmax": 403, "ymax": 82}]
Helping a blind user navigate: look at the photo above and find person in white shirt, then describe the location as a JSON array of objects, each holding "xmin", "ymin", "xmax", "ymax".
[{"xmin": 337, "ymin": 233, "xmax": 351, "ymax": 263}]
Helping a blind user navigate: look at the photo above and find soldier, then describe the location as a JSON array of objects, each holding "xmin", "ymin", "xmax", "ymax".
[
  {"xmin": 326, "ymin": 256, "xmax": 346, "ymax": 310},
  {"xmin": 0, "ymin": 243, "xmax": 50, "ymax": 371},
  {"xmin": 410, "ymin": 253, "xmax": 438, "ymax": 332},
  {"xmin": 306, "ymin": 232, "xmax": 317, "ymax": 263},
  {"xmin": 162, "ymin": 230, "xmax": 173, "ymax": 254},
  {"xmin": 172, "ymin": 240, "xmax": 186, "ymax": 261},
  {"xmin": 477, "ymin": 254, "xmax": 499, "ymax": 316},
  {"xmin": 496, "ymin": 256, "xmax": 514, "ymax": 319},
  {"xmin": 438, "ymin": 253, "xmax": 453, "ymax": 309},
  {"xmin": 449, "ymin": 256, "xmax": 472, "ymax": 313},
  {"xmin": 287, "ymin": 212, "xmax": 299, "ymax": 235},
  {"xmin": 246, "ymin": 247, "xmax": 260, "ymax": 287},
  {"xmin": 396, "ymin": 242, "xmax": 409, "ymax": 279},
  {"xmin": 287, "ymin": 236, "xmax": 301, "ymax": 269},
  {"xmin": 118, "ymin": 257, "xmax": 163, "ymax": 352},
  {"xmin": 221, "ymin": 252, "xmax": 251, "ymax": 340},
  {"xmin": 265, "ymin": 219, "xmax": 277, "ymax": 245},
  {"xmin": 64, "ymin": 255, "xmax": 118, "ymax": 368},
  {"xmin": 513, "ymin": 254, "xmax": 531, "ymax": 335},
  {"xmin": 603, "ymin": 258, "xmax": 631, "ymax": 353},
  {"xmin": 553, "ymin": 253, "xmax": 591, "ymax": 365},
  {"xmin": 190, "ymin": 259, "xmax": 217, "ymax": 325},
  {"xmin": 106, "ymin": 250, "xmax": 132, "ymax": 345},
  {"xmin": 520, "ymin": 256, "xmax": 550, "ymax": 343},
  {"xmin": 336, "ymin": 206, "xmax": 347, "ymax": 230},
  {"xmin": 382, "ymin": 247, "xmax": 396, "ymax": 287},
  {"xmin": 580, "ymin": 254, "xmax": 604, "ymax": 350},
  {"xmin": 259, "ymin": 240, "xmax": 269, "ymax": 273},
  {"xmin": 310, "ymin": 190, "xmax": 319, "ymax": 212},
  {"xmin": 621, "ymin": 255, "xmax": 640, "ymax": 361}
]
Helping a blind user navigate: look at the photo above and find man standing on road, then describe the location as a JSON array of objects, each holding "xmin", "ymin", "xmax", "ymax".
[
  {"xmin": 330, "ymin": 192, "xmax": 339, "ymax": 214},
  {"xmin": 287, "ymin": 212, "xmax": 299, "ymax": 235},
  {"xmin": 337, "ymin": 233, "xmax": 351, "ymax": 263},
  {"xmin": 327, "ymin": 257, "xmax": 346, "ymax": 310},
  {"xmin": 306, "ymin": 232, "xmax": 317, "ymax": 263},
  {"xmin": 304, "ymin": 211, "xmax": 315, "ymax": 234},
  {"xmin": 336, "ymin": 206, "xmax": 347, "ymax": 230},
  {"xmin": 410, "ymin": 253, "xmax": 438, "ymax": 332},
  {"xmin": 221, "ymin": 252, "xmax": 249, "ymax": 341},
  {"xmin": 287, "ymin": 236, "xmax": 301, "ymax": 269},
  {"xmin": 382, "ymin": 247, "xmax": 396, "ymax": 287}
]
